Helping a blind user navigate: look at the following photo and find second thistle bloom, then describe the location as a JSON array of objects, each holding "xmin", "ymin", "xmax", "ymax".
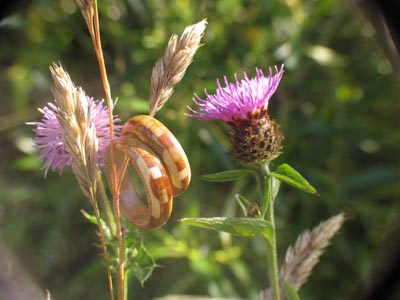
[
  {"xmin": 188, "ymin": 65, "xmax": 284, "ymax": 165},
  {"xmin": 30, "ymin": 97, "xmax": 118, "ymax": 176},
  {"xmin": 29, "ymin": 64, "xmax": 120, "ymax": 179}
]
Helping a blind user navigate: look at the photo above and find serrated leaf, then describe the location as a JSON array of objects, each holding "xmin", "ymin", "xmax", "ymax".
[
  {"xmin": 124, "ymin": 227, "xmax": 156, "ymax": 285},
  {"xmin": 180, "ymin": 217, "xmax": 273, "ymax": 241},
  {"xmin": 269, "ymin": 164, "xmax": 317, "ymax": 194},
  {"xmin": 283, "ymin": 281, "xmax": 301, "ymax": 300},
  {"xmin": 127, "ymin": 243, "xmax": 156, "ymax": 286},
  {"xmin": 200, "ymin": 169, "xmax": 253, "ymax": 182}
]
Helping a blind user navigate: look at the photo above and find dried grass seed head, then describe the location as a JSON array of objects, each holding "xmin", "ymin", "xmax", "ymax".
[
  {"xmin": 149, "ymin": 19, "xmax": 207, "ymax": 116},
  {"xmin": 260, "ymin": 213, "xmax": 345, "ymax": 300},
  {"xmin": 50, "ymin": 63, "xmax": 98, "ymax": 196},
  {"xmin": 29, "ymin": 63, "xmax": 119, "ymax": 198},
  {"xmin": 75, "ymin": 0, "xmax": 95, "ymax": 29},
  {"xmin": 280, "ymin": 213, "xmax": 346, "ymax": 290}
]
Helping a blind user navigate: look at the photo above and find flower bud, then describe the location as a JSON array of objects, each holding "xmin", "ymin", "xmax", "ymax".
[{"xmin": 229, "ymin": 107, "xmax": 283, "ymax": 165}]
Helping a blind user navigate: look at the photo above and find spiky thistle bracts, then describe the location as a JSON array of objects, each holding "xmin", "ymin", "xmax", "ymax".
[{"xmin": 188, "ymin": 65, "xmax": 284, "ymax": 165}]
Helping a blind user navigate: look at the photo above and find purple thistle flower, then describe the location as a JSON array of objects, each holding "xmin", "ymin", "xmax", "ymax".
[
  {"xmin": 188, "ymin": 65, "xmax": 285, "ymax": 165},
  {"xmin": 29, "ymin": 98, "xmax": 119, "ymax": 176},
  {"xmin": 188, "ymin": 65, "xmax": 284, "ymax": 122}
]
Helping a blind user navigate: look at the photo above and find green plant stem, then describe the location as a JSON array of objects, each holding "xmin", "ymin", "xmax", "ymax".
[
  {"xmin": 124, "ymin": 269, "xmax": 129, "ymax": 300},
  {"xmin": 88, "ymin": 179, "xmax": 115, "ymax": 300},
  {"xmin": 258, "ymin": 164, "xmax": 280, "ymax": 300},
  {"xmin": 96, "ymin": 171, "xmax": 116, "ymax": 235},
  {"xmin": 258, "ymin": 164, "xmax": 269, "ymax": 218},
  {"xmin": 264, "ymin": 197, "xmax": 280, "ymax": 300}
]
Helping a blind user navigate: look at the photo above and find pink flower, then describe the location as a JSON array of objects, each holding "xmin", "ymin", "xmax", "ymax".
[
  {"xmin": 188, "ymin": 65, "xmax": 285, "ymax": 165},
  {"xmin": 188, "ymin": 65, "xmax": 284, "ymax": 122},
  {"xmin": 29, "ymin": 98, "xmax": 119, "ymax": 176}
]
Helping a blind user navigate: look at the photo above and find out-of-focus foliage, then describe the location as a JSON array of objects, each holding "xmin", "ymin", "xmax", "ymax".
[{"xmin": 1, "ymin": 0, "xmax": 399, "ymax": 300}]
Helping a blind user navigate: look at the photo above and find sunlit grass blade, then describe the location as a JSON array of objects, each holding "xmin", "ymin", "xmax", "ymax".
[
  {"xmin": 269, "ymin": 163, "xmax": 317, "ymax": 195},
  {"xmin": 180, "ymin": 217, "xmax": 273, "ymax": 241},
  {"xmin": 283, "ymin": 281, "xmax": 301, "ymax": 300},
  {"xmin": 200, "ymin": 169, "xmax": 254, "ymax": 182}
]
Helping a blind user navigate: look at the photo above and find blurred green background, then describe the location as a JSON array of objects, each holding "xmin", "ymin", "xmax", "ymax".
[{"xmin": 1, "ymin": 0, "xmax": 400, "ymax": 299}]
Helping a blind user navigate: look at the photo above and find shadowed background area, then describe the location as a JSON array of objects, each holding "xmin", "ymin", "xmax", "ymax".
[{"xmin": 1, "ymin": 1, "xmax": 399, "ymax": 299}]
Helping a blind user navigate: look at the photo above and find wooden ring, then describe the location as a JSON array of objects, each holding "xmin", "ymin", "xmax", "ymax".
[{"xmin": 105, "ymin": 115, "xmax": 191, "ymax": 230}]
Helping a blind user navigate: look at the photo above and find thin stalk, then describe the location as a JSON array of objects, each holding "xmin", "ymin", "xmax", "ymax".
[
  {"xmin": 124, "ymin": 269, "xmax": 129, "ymax": 300},
  {"xmin": 88, "ymin": 178, "xmax": 115, "ymax": 300},
  {"xmin": 264, "ymin": 192, "xmax": 280, "ymax": 300},
  {"xmin": 77, "ymin": 1, "xmax": 124, "ymax": 299},
  {"xmin": 96, "ymin": 171, "xmax": 116, "ymax": 235},
  {"xmin": 258, "ymin": 164, "xmax": 280, "ymax": 300},
  {"xmin": 89, "ymin": 2, "xmax": 125, "ymax": 300}
]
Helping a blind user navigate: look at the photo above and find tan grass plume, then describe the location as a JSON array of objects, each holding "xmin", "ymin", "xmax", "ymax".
[
  {"xmin": 50, "ymin": 63, "xmax": 98, "ymax": 199},
  {"xmin": 261, "ymin": 212, "xmax": 345, "ymax": 300},
  {"xmin": 149, "ymin": 19, "xmax": 207, "ymax": 116},
  {"xmin": 76, "ymin": 0, "xmax": 95, "ymax": 31}
]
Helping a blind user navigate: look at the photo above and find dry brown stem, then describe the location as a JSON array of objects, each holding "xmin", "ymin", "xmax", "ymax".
[{"xmin": 75, "ymin": 1, "xmax": 120, "ymax": 299}]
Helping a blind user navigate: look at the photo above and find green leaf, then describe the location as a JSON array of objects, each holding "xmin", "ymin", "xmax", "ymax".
[
  {"xmin": 269, "ymin": 164, "xmax": 317, "ymax": 194},
  {"xmin": 190, "ymin": 256, "xmax": 221, "ymax": 278},
  {"xmin": 235, "ymin": 193, "xmax": 251, "ymax": 216},
  {"xmin": 200, "ymin": 169, "xmax": 253, "ymax": 182},
  {"xmin": 283, "ymin": 281, "xmax": 301, "ymax": 300},
  {"xmin": 271, "ymin": 175, "xmax": 281, "ymax": 199},
  {"xmin": 180, "ymin": 217, "xmax": 273, "ymax": 241},
  {"xmin": 124, "ymin": 228, "xmax": 156, "ymax": 285},
  {"xmin": 80, "ymin": 210, "xmax": 112, "ymax": 241},
  {"xmin": 81, "ymin": 209, "xmax": 98, "ymax": 225},
  {"xmin": 127, "ymin": 243, "xmax": 156, "ymax": 285}
]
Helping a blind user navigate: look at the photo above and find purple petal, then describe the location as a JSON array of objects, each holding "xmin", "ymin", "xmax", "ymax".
[
  {"xmin": 187, "ymin": 65, "xmax": 284, "ymax": 122},
  {"xmin": 28, "ymin": 97, "xmax": 120, "ymax": 176}
]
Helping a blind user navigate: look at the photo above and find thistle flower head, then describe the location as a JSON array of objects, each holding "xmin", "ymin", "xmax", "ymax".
[
  {"xmin": 28, "ymin": 64, "xmax": 119, "ymax": 180},
  {"xmin": 188, "ymin": 65, "xmax": 284, "ymax": 122},
  {"xmin": 188, "ymin": 65, "xmax": 284, "ymax": 165},
  {"xmin": 29, "ymin": 98, "xmax": 117, "ymax": 176}
]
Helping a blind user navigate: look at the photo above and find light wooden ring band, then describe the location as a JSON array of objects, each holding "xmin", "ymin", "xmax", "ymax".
[{"xmin": 105, "ymin": 115, "xmax": 191, "ymax": 230}]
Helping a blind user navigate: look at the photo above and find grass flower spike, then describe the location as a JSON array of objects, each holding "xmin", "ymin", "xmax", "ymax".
[
  {"xmin": 149, "ymin": 19, "xmax": 207, "ymax": 116},
  {"xmin": 189, "ymin": 65, "xmax": 285, "ymax": 165},
  {"xmin": 29, "ymin": 62, "xmax": 119, "ymax": 298},
  {"xmin": 29, "ymin": 64, "xmax": 119, "ymax": 180}
]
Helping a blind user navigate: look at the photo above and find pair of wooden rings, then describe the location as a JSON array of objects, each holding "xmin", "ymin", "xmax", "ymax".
[{"xmin": 106, "ymin": 115, "xmax": 191, "ymax": 230}]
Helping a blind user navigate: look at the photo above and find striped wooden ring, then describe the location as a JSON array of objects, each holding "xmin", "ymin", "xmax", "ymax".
[{"xmin": 106, "ymin": 115, "xmax": 191, "ymax": 230}]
